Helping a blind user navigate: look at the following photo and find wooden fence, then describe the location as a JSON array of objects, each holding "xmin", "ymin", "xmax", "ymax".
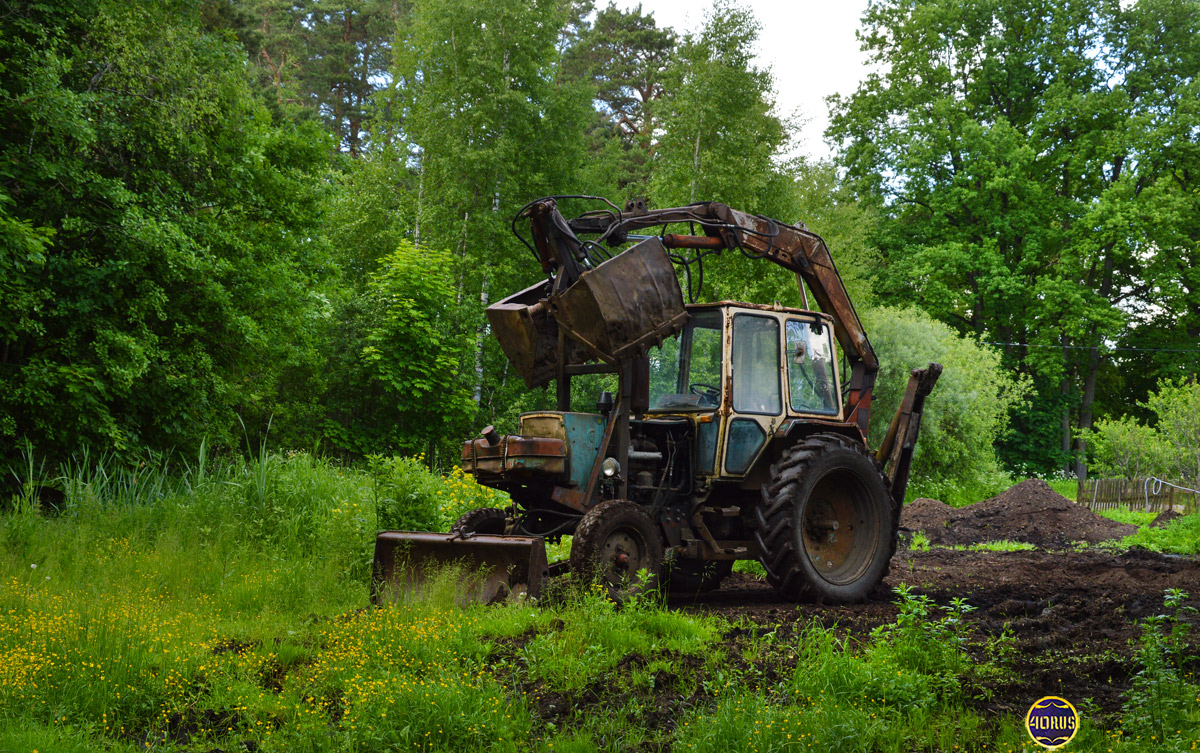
[{"xmin": 1077, "ymin": 477, "xmax": 1199, "ymax": 515}]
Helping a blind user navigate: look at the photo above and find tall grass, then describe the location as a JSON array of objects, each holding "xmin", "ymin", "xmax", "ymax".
[{"xmin": 1, "ymin": 449, "xmax": 1193, "ymax": 751}]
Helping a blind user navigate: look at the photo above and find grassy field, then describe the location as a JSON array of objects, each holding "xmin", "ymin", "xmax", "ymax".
[{"xmin": 1, "ymin": 453, "xmax": 1197, "ymax": 751}]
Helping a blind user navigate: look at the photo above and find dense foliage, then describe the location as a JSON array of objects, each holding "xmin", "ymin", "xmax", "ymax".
[
  {"xmin": 1085, "ymin": 380, "xmax": 1200, "ymax": 492},
  {"xmin": 829, "ymin": 0, "xmax": 1200, "ymax": 475},
  {"xmin": 864, "ymin": 307, "xmax": 1029, "ymax": 502},
  {"xmin": 1, "ymin": 0, "xmax": 337, "ymax": 458},
  {"xmin": 2, "ymin": 0, "xmax": 1196, "ymax": 490}
]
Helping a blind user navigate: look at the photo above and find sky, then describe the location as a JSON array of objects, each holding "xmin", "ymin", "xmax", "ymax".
[{"xmin": 613, "ymin": 0, "xmax": 873, "ymax": 162}]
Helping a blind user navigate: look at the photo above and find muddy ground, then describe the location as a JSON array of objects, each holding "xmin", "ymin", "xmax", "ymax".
[
  {"xmin": 678, "ymin": 546, "xmax": 1200, "ymax": 723},
  {"xmin": 665, "ymin": 482, "xmax": 1199, "ymax": 724},
  {"xmin": 501, "ymin": 484, "xmax": 1199, "ymax": 742}
]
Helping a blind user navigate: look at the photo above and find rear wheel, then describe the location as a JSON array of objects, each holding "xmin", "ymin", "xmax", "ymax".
[
  {"xmin": 450, "ymin": 507, "xmax": 508, "ymax": 536},
  {"xmin": 570, "ymin": 500, "xmax": 663, "ymax": 601},
  {"xmin": 753, "ymin": 433, "xmax": 894, "ymax": 603}
]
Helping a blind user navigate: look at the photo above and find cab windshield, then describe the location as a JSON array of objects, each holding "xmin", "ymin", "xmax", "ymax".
[{"xmin": 648, "ymin": 310, "xmax": 722, "ymax": 410}]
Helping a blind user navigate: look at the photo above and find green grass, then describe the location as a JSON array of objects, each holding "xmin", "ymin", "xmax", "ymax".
[
  {"xmin": 948, "ymin": 540, "xmax": 1038, "ymax": 552},
  {"xmin": 733, "ymin": 559, "xmax": 767, "ymax": 576},
  {"xmin": 1, "ymin": 452, "xmax": 1196, "ymax": 751},
  {"xmin": 1095, "ymin": 507, "xmax": 1159, "ymax": 527},
  {"xmin": 1045, "ymin": 477, "xmax": 1079, "ymax": 501},
  {"xmin": 1117, "ymin": 512, "xmax": 1200, "ymax": 555}
]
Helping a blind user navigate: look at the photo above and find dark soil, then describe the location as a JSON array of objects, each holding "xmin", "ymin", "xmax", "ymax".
[
  {"xmin": 899, "ymin": 479, "xmax": 1136, "ymax": 549},
  {"xmin": 898, "ymin": 497, "xmax": 954, "ymax": 535},
  {"xmin": 682, "ymin": 546, "xmax": 1200, "ymax": 723},
  {"xmin": 1152, "ymin": 509, "xmax": 1182, "ymax": 528}
]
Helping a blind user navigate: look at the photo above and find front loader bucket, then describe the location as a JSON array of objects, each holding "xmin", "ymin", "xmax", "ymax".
[{"xmin": 371, "ymin": 531, "xmax": 549, "ymax": 606}]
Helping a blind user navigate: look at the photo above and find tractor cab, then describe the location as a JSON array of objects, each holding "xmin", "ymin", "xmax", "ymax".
[{"xmin": 641, "ymin": 302, "xmax": 842, "ymax": 481}]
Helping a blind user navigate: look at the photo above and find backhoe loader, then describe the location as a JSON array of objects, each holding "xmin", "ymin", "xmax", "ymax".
[{"xmin": 373, "ymin": 196, "xmax": 941, "ymax": 604}]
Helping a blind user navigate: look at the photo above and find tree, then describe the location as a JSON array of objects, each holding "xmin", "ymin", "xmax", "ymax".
[
  {"xmin": 1145, "ymin": 380, "xmax": 1200, "ymax": 492},
  {"xmin": 1085, "ymin": 379, "xmax": 1200, "ymax": 491},
  {"xmin": 649, "ymin": 0, "xmax": 790, "ymax": 212},
  {"xmin": 201, "ymin": 0, "xmax": 401, "ymax": 153},
  {"xmin": 321, "ymin": 242, "xmax": 475, "ymax": 457},
  {"xmin": 644, "ymin": 1, "xmax": 800, "ymax": 306},
  {"xmin": 385, "ymin": 0, "xmax": 592, "ymax": 431},
  {"xmin": 296, "ymin": 1, "xmax": 399, "ymax": 154},
  {"xmin": 829, "ymin": 0, "xmax": 1200, "ymax": 477},
  {"xmin": 0, "ymin": 0, "xmax": 333, "ymax": 462},
  {"xmin": 1084, "ymin": 417, "xmax": 1166, "ymax": 480},
  {"xmin": 563, "ymin": 2, "xmax": 675, "ymax": 194}
]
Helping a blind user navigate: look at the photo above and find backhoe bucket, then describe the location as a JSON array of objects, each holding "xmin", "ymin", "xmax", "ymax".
[
  {"xmin": 371, "ymin": 531, "xmax": 549, "ymax": 606},
  {"xmin": 487, "ymin": 236, "xmax": 687, "ymax": 388}
]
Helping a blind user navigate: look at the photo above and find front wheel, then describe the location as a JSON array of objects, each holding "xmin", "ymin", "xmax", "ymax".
[
  {"xmin": 449, "ymin": 507, "xmax": 508, "ymax": 536},
  {"xmin": 570, "ymin": 500, "xmax": 663, "ymax": 601},
  {"xmin": 753, "ymin": 433, "xmax": 894, "ymax": 603}
]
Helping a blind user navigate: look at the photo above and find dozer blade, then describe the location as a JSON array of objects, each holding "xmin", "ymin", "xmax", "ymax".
[{"xmin": 371, "ymin": 531, "xmax": 549, "ymax": 606}]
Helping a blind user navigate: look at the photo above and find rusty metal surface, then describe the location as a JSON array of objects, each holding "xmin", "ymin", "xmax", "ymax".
[
  {"xmin": 520, "ymin": 412, "xmax": 607, "ymax": 490},
  {"xmin": 551, "ymin": 236, "xmax": 687, "ymax": 363},
  {"xmin": 372, "ymin": 531, "xmax": 548, "ymax": 605},
  {"xmin": 487, "ymin": 237, "xmax": 686, "ymax": 389},
  {"xmin": 878, "ymin": 362, "xmax": 943, "ymax": 505},
  {"xmin": 562, "ymin": 200, "xmax": 882, "ymax": 433},
  {"xmin": 487, "ymin": 281, "xmax": 589, "ymax": 389},
  {"xmin": 462, "ymin": 436, "xmax": 567, "ymax": 483},
  {"xmin": 550, "ymin": 485, "xmax": 589, "ymax": 513}
]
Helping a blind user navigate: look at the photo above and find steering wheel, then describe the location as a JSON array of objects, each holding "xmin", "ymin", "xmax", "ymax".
[{"xmin": 689, "ymin": 382, "xmax": 720, "ymax": 404}]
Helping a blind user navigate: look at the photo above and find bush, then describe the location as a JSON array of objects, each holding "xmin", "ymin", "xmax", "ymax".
[
  {"xmin": 1121, "ymin": 590, "xmax": 1199, "ymax": 744},
  {"xmin": 1120, "ymin": 512, "xmax": 1200, "ymax": 555},
  {"xmin": 1145, "ymin": 380, "xmax": 1200, "ymax": 493},
  {"xmin": 1085, "ymin": 416, "xmax": 1167, "ymax": 480},
  {"xmin": 1084, "ymin": 379, "xmax": 1200, "ymax": 496},
  {"xmin": 368, "ymin": 454, "xmax": 508, "ymax": 532},
  {"xmin": 863, "ymin": 306, "xmax": 1028, "ymax": 503}
]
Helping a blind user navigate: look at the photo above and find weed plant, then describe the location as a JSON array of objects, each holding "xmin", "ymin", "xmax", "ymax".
[
  {"xmin": 1096, "ymin": 507, "xmax": 1159, "ymax": 527},
  {"xmin": 946, "ymin": 539, "xmax": 1037, "ymax": 552},
  {"xmin": 1119, "ymin": 512, "xmax": 1200, "ymax": 554},
  {"xmin": 1120, "ymin": 589, "xmax": 1200, "ymax": 748},
  {"xmin": 909, "ymin": 531, "xmax": 931, "ymax": 551}
]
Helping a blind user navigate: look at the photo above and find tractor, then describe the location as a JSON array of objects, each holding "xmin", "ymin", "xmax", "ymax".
[{"xmin": 373, "ymin": 196, "xmax": 940, "ymax": 604}]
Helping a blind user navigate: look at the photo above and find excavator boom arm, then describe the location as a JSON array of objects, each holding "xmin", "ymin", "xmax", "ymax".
[{"xmin": 534, "ymin": 199, "xmax": 879, "ymax": 433}]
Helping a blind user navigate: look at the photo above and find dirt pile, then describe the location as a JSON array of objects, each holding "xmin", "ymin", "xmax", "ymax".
[
  {"xmin": 899, "ymin": 479, "xmax": 1136, "ymax": 549},
  {"xmin": 899, "ymin": 497, "xmax": 954, "ymax": 533},
  {"xmin": 1151, "ymin": 509, "xmax": 1182, "ymax": 528}
]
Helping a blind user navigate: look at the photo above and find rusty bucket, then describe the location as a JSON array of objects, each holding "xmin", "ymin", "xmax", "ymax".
[
  {"xmin": 486, "ymin": 237, "xmax": 686, "ymax": 388},
  {"xmin": 371, "ymin": 531, "xmax": 549, "ymax": 606}
]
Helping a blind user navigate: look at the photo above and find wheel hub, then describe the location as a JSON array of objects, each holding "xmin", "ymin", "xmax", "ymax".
[
  {"xmin": 801, "ymin": 478, "xmax": 876, "ymax": 586},
  {"xmin": 601, "ymin": 531, "xmax": 642, "ymax": 576}
]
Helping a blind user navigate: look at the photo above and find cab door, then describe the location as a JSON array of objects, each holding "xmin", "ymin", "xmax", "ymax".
[{"xmin": 721, "ymin": 312, "xmax": 784, "ymax": 476}]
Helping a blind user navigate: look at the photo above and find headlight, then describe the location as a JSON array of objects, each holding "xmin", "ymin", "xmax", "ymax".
[{"xmin": 601, "ymin": 457, "xmax": 620, "ymax": 478}]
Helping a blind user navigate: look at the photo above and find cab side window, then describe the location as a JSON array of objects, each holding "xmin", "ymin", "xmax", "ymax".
[{"xmin": 786, "ymin": 319, "xmax": 838, "ymax": 415}]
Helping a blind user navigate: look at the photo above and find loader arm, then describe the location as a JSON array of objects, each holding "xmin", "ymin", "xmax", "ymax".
[{"xmin": 525, "ymin": 199, "xmax": 879, "ymax": 434}]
